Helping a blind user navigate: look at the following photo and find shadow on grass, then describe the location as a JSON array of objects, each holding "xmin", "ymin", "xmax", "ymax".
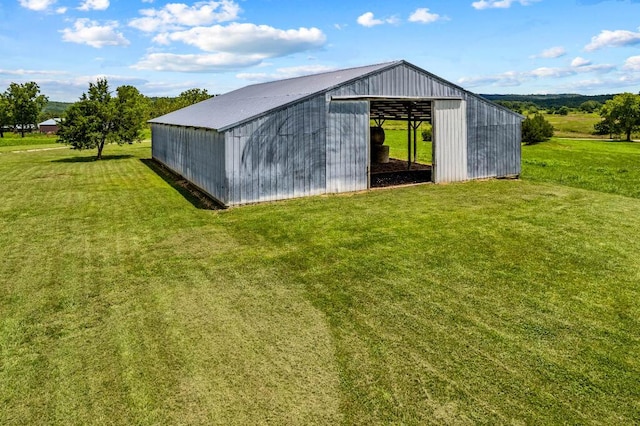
[
  {"xmin": 52, "ymin": 154, "xmax": 133, "ymax": 163},
  {"xmin": 140, "ymin": 158, "xmax": 223, "ymax": 210}
]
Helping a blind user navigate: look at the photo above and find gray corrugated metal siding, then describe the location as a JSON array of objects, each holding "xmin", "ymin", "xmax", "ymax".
[
  {"xmin": 224, "ymin": 95, "xmax": 327, "ymax": 206},
  {"xmin": 152, "ymin": 124, "xmax": 227, "ymax": 204},
  {"xmin": 150, "ymin": 60, "xmax": 523, "ymax": 206},
  {"xmin": 326, "ymin": 100, "xmax": 369, "ymax": 193},
  {"xmin": 433, "ymin": 100, "xmax": 468, "ymax": 183}
]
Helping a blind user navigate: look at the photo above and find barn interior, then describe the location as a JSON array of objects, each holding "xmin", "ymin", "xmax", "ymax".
[{"xmin": 368, "ymin": 99, "xmax": 433, "ymax": 188}]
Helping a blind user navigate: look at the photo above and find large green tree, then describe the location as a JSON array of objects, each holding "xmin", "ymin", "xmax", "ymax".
[
  {"xmin": 0, "ymin": 93, "xmax": 10, "ymax": 138},
  {"xmin": 57, "ymin": 78, "xmax": 147, "ymax": 159},
  {"xmin": 597, "ymin": 93, "xmax": 640, "ymax": 142},
  {"xmin": 176, "ymin": 88, "xmax": 212, "ymax": 108},
  {"xmin": 113, "ymin": 85, "xmax": 148, "ymax": 144},
  {"xmin": 5, "ymin": 82, "xmax": 48, "ymax": 137}
]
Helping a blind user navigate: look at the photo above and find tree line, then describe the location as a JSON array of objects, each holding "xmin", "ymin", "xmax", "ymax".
[
  {"xmin": 494, "ymin": 100, "xmax": 602, "ymax": 115},
  {"xmin": 593, "ymin": 93, "xmax": 640, "ymax": 142},
  {"xmin": 508, "ymin": 92, "xmax": 640, "ymax": 144},
  {"xmin": 0, "ymin": 82, "xmax": 48, "ymax": 137},
  {"xmin": 0, "ymin": 80, "xmax": 212, "ymax": 141},
  {"xmin": 483, "ymin": 93, "xmax": 615, "ymax": 110}
]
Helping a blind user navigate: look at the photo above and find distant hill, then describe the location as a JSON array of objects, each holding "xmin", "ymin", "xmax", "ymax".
[
  {"xmin": 43, "ymin": 101, "xmax": 72, "ymax": 117},
  {"xmin": 480, "ymin": 94, "xmax": 616, "ymax": 109}
]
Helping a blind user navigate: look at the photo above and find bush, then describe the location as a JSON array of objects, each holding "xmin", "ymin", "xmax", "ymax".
[
  {"xmin": 421, "ymin": 125, "xmax": 432, "ymax": 141},
  {"xmin": 557, "ymin": 106, "xmax": 570, "ymax": 116},
  {"xmin": 580, "ymin": 100, "xmax": 601, "ymax": 113},
  {"xmin": 522, "ymin": 114, "xmax": 554, "ymax": 144}
]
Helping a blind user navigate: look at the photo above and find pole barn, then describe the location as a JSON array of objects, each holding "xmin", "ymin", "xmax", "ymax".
[{"xmin": 150, "ymin": 60, "xmax": 523, "ymax": 207}]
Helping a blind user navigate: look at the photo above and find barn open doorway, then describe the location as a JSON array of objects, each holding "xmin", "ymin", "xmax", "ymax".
[{"xmin": 368, "ymin": 99, "xmax": 433, "ymax": 188}]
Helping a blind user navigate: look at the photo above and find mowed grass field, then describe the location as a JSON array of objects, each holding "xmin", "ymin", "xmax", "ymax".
[
  {"xmin": 544, "ymin": 112, "xmax": 603, "ymax": 139},
  {"xmin": 1, "ymin": 138, "xmax": 639, "ymax": 424},
  {"xmin": 0, "ymin": 132, "xmax": 61, "ymax": 152}
]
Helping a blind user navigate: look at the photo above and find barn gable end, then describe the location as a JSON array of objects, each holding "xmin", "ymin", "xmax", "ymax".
[{"xmin": 150, "ymin": 60, "xmax": 523, "ymax": 207}]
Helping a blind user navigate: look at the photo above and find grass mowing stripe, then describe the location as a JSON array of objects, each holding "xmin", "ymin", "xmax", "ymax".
[
  {"xmin": 1, "ymin": 141, "xmax": 639, "ymax": 424},
  {"xmin": 219, "ymin": 181, "xmax": 640, "ymax": 423},
  {"xmin": 1, "ymin": 144, "xmax": 342, "ymax": 424},
  {"xmin": 522, "ymin": 138, "xmax": 640, "ymax": 198}
]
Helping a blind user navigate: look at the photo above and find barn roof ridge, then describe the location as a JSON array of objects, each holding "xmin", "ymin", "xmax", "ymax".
[
  {"xmin": 38, "ymin": 117, "xmax": 62, "ymax": 126},
  {"xmin": 235, "ymin": 60, "xmax": 402, "ymax": 91},
  {"xmin": 149, "ymin": 61, "xmax": 401, "ymax": 131},
  {"xmin": 149, "ymin": 59, "xmax": 520, "ymax": 130}
]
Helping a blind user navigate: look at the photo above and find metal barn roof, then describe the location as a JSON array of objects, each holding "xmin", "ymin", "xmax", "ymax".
[
  {"xmin": 149, "ymin": 61, "xmax": 400, "ymax": 131},
  {"xmin": 38, "ymin": 118, "xmax": 61, "ymax": 126},
  {"xmin": 149, "ymin": 60, "xmax": 521, "ymax": 132}
]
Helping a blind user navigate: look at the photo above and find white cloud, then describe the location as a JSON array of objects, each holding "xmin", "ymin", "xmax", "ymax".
[
  {"xmin": 585, "ymin": 28, "xmax": 640, "ymax": 51},
  {"xmin": 0, "ymin": 69, "xmax": 69, "ymax": 77},
  {"xmin": 532, "ymin": 46, "xmax": 566, "ymax": 59},
  {"xmin": 132, "ymin": 52, "xmax": 265, "ymax": 72},
  {"xmin": 571, "ymin": 57, "xmax": 592, "ymax": 67},
  {"xmin": 78, "ymin": 0, "xmax": 109, "ymax": 11},
  {"xmin": 582, "ymin": 64, "xmax": 617, "ymax": 73},
  {"xmin": 357, "ymin": 12, "xmax": 383, "ymax": 27},
  {"xmin": 61, "ymin": 19, "xmax": 130, "ymax": 48},
  {"xmin": 56, "ymin": 7, "xmax": 67, "ymax": 13},
  {"xmin": 623, "ymin": 55, "xmax": 640, "ymax": 71},
  {"xmin": 529, "ymin": 67, "xmax": 575, "ymax": 78},
  {"xmin": 472, "ymin": 0, "xmax": 540, "ymax": 10},
  {"xmin": 142, "ymin": 80, "xmax": 214, "ymax": 97},
  {"xmin": 237, "ymin": 65, "xmax": 337, "ymax": 82},
  {"xmin": 356, "ymin": 12, "xmax": 397, "ymax": 27},
  {"xmin": 530, "ymin": 64, "xmax": 615, "ymax": 77},
  {"xmin": 458, "ymin": 62, "xmax": 615, "ymax": 88},
  {"xmin": 386, "ymin": 16, "xmax": 401, "ymax": 25},
  {"xmin": 129, "ymin": 0, "xmax": 241, "ymax": 33},
  {"xmin": 558, "ymin": 75, "xmax": 640, "ymax": 93},
  {"xmin": 154, "ymin": 23, "xmax": 326, "ymax": 57},
  {"xmin": 458, "ymin": 71, "xmax": 522, "ymax": 87},
  {"xmin": 408, "ymin": 8, "xmax": 446, "ymax": 24},
  {"xmin": 19, "ymin": 0, "xmax": 57, "ymax": 11},
  {"xmin": 559, "ymin": 79, "xmax": 613, "ymax": 92},
  {"xmin": 0, "ymin": 74, "xmax": 150, "ymax": 101},
  {"xmin": 619, "ymin": 74, "xmax": 640, "ymax": 84}
]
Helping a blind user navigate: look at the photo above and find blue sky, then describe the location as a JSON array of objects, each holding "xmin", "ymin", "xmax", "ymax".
[{"xmin": 1, "ymin": 0, "xmax": 640, "ymax": 101}]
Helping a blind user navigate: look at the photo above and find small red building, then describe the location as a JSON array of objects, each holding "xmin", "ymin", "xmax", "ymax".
[{"xmin": 38, "ymin": 118, "xmax": 61, "ymax": 134}]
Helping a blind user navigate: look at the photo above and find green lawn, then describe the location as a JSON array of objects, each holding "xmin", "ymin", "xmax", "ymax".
[
  {"xmin": 0, "ymin": 132, "xmax": 60, "ymax": 149},
  {"xmin": 0, "ymin": 127, "xmax": 152, "ymax": 153},
  {"xmin": 1, "ymin": 141, "xmax": 639, "ymax": 424},
  {"xmin": 384, "ymin": 128, "xmax": 432, "ymax": 163},
  {"xmin": 523, "ymin": 137, "xmax": 640, "ymax": 198}
]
